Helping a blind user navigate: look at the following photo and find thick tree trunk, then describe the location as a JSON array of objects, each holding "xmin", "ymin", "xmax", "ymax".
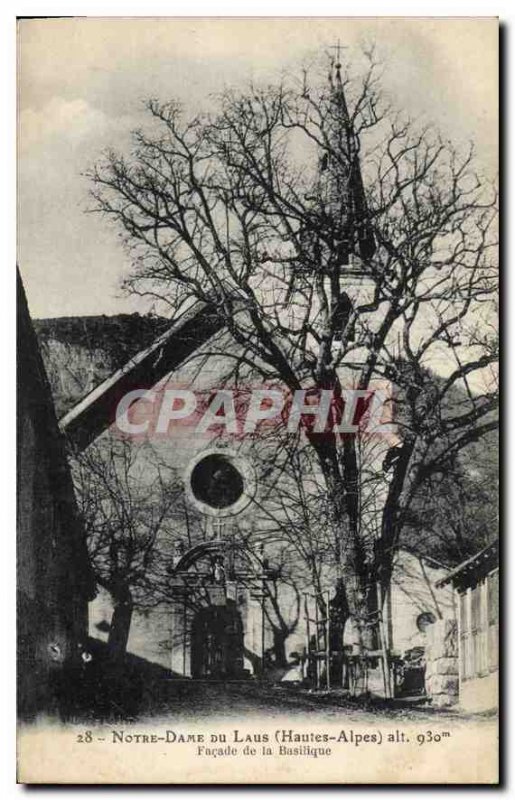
[
  {"xmin": 377, "ymin": 440, "xmax": 415, "ymax": 596},
  {"xmin": 272, "ymin": 628, "xmax": 289, "ymax": 669},
  {"xmin": 308, "ymin": 432, "xmax": 373, "ymax": 650},
  {"xmin": 108, "ymin": 589, "xmax": 133, "ymax": 663}
]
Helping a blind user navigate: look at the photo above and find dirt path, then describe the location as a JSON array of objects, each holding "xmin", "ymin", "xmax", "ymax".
[{"xmin": 139, "ymin": 680, "xmax": 496, "ymax": 724}]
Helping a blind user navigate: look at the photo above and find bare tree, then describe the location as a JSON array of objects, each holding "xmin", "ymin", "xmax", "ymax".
[
  {"xmin": 401, "ymin": 429, "xmax": 498, "ymax": 564},
  {"xmin": 88, "ymin": 49, "xmax": 498, "ymax": 646},
  {"xmin": 71, "ymin": 438, "xmax": 183, "ymax": 661}
]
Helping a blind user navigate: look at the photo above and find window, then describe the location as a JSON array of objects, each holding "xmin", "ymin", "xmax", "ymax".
[
  {"xmin": 460, "ymin": 590, "xmax": 468, "ymax": 631},
  {"xmin": 488, "ymin": 570, "xmax": 499, "ymax": 672},
  {"xmin": 185, "ymin": 449, "xmax": 257, "ymax": 519},
  {"xmin": 416, "ymin": 611, "xmax": 436, "ymax": 633},
  {"xmin": 471, "ymin": 583, "xmax": 482, "ymax": 629},
  {"xmin": 471, "ymin": 581, "xmax": 488, "ymax": 676},
  {"xmin": 488, "ymin": 570, "xmax": 499, "ymax": 624},
  {"xmin": 190, "ymin": 454, "xmax": 244, "ymax": 510},
  {"xmin": 459, "ymin": 591, "xmax": 471, "ymax": 680}
]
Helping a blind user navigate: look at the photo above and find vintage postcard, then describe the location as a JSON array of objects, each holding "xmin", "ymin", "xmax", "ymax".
[{"xmin": 17, "ymin": 16, "xmax": 499, "ymax": 784}]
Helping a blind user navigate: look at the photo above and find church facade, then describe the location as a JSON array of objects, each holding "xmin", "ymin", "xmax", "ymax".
[
  {"xmin": 33, "ymin": 57, "xmax": 461, "ymax": 703},
  {"xmin": 54, "ymin": 317, "xmax": 456, "ymax": 698}
]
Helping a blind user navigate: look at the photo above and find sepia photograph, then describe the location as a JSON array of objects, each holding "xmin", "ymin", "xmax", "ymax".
[{"xmin": 16, "ymin": 16, "xmax": 499, "ymax": 784}]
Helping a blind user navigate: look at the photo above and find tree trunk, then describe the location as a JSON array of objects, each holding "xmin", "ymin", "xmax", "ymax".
[
  {"xmin": 272, "ymin": 628, "xmax": 289, "ymax": 669},
  {"xmin": 108, "ymin": 589, "xmax": 133, "ymax": 663},
  {"xmin": 377, "ymin": 440, "xmax": 415, "ymax": 596},
  {"xmin": 308, "ymin": 432, "xmax": 373, "ymax": 650}
]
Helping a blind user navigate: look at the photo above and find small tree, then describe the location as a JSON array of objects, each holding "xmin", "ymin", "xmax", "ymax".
[{"xmin": 71, "ymin": 438, "xmax": 182, "ymax": 661}]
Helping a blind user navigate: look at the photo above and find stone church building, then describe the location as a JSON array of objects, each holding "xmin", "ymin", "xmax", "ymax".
[
  {"xmin": 33, "ymin": 300, "xmax": 455, "ymax": 699},
  {"xmin": 28, "ymin": 59, "xmax": 464, "ymax": 703}
]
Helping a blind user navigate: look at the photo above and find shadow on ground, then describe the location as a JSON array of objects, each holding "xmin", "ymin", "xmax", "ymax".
[{"xmin": 46, "ymin": 638, "xmax": 496, "ymax": 726}]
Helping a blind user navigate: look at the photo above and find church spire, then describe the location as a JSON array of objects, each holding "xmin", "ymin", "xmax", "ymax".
[
  {"xmin": 318, "ymin": 48, "xmax": 376, "ymax": 266},
  {"xmin": 328, "ymin": 41, "xmax": 350, "ymax": 122},
  {"xmin": 295, "ymin": 48, "xmax": 376, "ymax": 287}
]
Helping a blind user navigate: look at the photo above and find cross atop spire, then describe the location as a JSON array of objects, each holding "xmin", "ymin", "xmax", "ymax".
[
  {"xmin": 329, "ymin": 39, "xmax": 346, "ymax": 68},
  {"xmin": 327, "ymin": 40, "xmax": 349, "ymax": 122}
]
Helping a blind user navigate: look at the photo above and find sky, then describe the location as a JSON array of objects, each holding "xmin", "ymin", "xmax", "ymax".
[{"xmin": 17, "ymin": 17, "xmax": 498, "ymax": 319}]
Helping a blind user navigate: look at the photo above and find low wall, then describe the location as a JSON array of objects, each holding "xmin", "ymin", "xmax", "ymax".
[{"xmin": 425, "ymin": 618, "xmax": 459, "ymax": 708}]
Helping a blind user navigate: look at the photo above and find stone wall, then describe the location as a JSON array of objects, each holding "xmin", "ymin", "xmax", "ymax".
[{"xmin": 425, "ymin": 618, "xmax": 459, "ymax": 708}]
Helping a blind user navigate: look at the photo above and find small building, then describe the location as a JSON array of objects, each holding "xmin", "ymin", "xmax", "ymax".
[
  {"xmin": 17, "ymin": 269, "xmax": 95, "ymax": 718},
  {"xmin": 436, "ymin": 540, "xmax": 499, "ymax": 712}
]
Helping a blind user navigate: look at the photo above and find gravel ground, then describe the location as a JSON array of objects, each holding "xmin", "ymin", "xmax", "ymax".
[{"xmin": 137, "ymin": 679, "xmax": 497, "ymax": 724}]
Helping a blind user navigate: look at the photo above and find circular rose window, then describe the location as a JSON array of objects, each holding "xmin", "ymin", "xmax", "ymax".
[
  {"xmin": 416, "ymin": 611, "xmax": 436, "ymax": 633},
  {"xmin": 190, "ymin": 454, "xmax": 244, "ymax": 509},
  {"xmin": 185, "ymin": 449, "xmax": 256, "ymax": 518}
]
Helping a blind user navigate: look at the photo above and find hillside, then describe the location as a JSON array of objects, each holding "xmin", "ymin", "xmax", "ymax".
[{"xmin": 34, "ymin": 314, "xmax": 170, "ymax": 418}]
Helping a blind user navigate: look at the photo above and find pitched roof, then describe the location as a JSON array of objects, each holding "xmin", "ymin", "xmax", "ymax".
[
  {"xmin": 59, "ymin": 299, "xmax": 224, "ymax": 452},
  {"xmin": 435, "ymin": 539, "xmax": 499, "ymax": 588}
]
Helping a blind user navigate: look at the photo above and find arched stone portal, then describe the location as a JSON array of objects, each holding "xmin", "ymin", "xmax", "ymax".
[{"xmin": 169, "ymin": 537, "xmax": 273, "ymax": 680}]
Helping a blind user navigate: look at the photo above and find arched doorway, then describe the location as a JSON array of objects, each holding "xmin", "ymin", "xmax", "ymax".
[
  {"xmin": 170, "ymin": 538, "xmax": 252, "ymax": 679},
  {"xmin": 191, "ymin": 601, "xmax": 244, "ymax": 679}
]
